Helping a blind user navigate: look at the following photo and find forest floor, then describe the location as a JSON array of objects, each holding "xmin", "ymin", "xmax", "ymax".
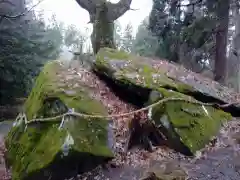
[
  {"xmin": 69, "ymin": 63, "xmax": 240, "ymax": 180},
  {"xmin": 1, "ymin": 59, "xmax": 240, "ymax": 180},
  {"xmin": 0, "ymin": 134, "xmax": 11, "ymax": 180}
]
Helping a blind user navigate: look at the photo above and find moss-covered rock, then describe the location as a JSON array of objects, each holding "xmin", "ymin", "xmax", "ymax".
[
  {"xmin": 5, "ymin": 61, "xmax": 114, "ymax": 180},
  {"xmin": 149, "ymin": 88, "xmax": 231, "ymax": 155},
  {"xmin": 94, "ymin": 48, "xmax": 194, "ymax": 93},
  {"xmin": 94, "ymin": 48, "xmax": 232, "ymax": 155}
]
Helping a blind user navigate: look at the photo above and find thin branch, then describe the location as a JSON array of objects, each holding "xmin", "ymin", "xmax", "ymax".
[
  {"xmin": 108, "ymin": 0, "xmax": 133, "ymax": 21},
  {"xmin": 0, "ymin": 0, "xmax": 45, "ymax": 19},
  {"xmin": 129, "ymin": 8, "xmax": 139, "ymax": 11},
  {"xmin": 0, "ymin": 0, "xmax": 15, "ymax": 6},
  {"xmin": 75, "ymin": 0, "xmax": 100, "ymax": 13},
  {"xmin": 232, "ymin": 49, "xmax": 239, "ymax": 57}
]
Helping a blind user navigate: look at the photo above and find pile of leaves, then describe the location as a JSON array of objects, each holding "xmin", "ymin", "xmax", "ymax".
[
  {"xmin": 65, "ymin": 59, "xmax": 240, "ymax": 179},
  {"xmin": 3, "ymin": 58, "xmax": 240, "ymax": 179}
]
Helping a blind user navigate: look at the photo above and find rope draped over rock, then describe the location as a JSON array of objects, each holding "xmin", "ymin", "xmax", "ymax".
[{"xmin": 14, "ymin": 97, "xmax": 232, "ymax": 127}]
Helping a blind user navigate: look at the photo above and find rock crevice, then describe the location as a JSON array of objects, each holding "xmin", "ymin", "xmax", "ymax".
[{"xmin": 5, "ymin": 48, "xmax": 240, "ymax": 180}]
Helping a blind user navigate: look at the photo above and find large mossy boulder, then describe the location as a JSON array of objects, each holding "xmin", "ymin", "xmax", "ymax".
[
  {"xmin": 148, "ymin": 88, "xmax": 230, "ymax": 155},
  {"xmin": 94, "ymin": 48, "xmax": 240, "ymax": 108},
  {"xmin": 94, "ymin": 48, "xmax": 193, "ymax": 94},
  {"xmin": 5, "ymin": 61, "xmax": 114, "ymax": 180},
  {"xmin": 94, "ymin": 48, "xmax": 232, "ymax": 155}
]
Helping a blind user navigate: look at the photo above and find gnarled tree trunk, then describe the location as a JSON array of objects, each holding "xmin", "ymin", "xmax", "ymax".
[{"xmin": 75, "ymin": 0, "xmax": 132, "ymax": 54}]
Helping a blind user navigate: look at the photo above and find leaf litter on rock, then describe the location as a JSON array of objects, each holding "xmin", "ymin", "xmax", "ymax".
[
  {"xmin": 46, "ymin": 65, "xmax": 240, "ymax": 180},
  {"xmin": 4, "ymin": 60, "xmax": 240, "ymax": 180},
  {"xmin": 67, "ymin": 62, "xmax": 240, "ymax": 180}
]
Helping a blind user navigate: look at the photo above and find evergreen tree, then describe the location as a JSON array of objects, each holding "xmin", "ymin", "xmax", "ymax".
[
  {"xmin": 0, "ymin": 1, "xmax": 63, "ymax": 104},
  {"xmin": 149, "ymin": 0, "xmax": 239, "ymax": 84},
  {"xmin": 133, "ymin": 17, "xmax": 159, "ymax": 57},
  {"xmin": 120, "ymin": 23, "xmax": 134, "ymax": 53}
]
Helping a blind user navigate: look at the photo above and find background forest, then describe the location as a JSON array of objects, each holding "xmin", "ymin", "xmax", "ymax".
[{"xmin": 1, "ymin": 0, "xmax": 240, "ymax": 106}]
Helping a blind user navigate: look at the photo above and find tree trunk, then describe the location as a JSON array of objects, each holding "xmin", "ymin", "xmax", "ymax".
[
  {"xmin": 75, "ymin": 0, "xmax": 132, "ymax": 54},
  {"xmin": 214, "ymin": 0, "xmax": 230, "ymax": 84},
  {"xmin": 236, "ymin": 14, "xmax": 240, "ymax": 91},
  {"xmin": 91, "ymin": 2, "xmax": 116, "ymax": 54},
  {"xmin": 228, "ymin": 2, "xmax": 240, "ymax": 91}
]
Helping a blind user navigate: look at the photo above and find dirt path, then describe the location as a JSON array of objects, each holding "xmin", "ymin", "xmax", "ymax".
[
  {"xmin": 71, "ymin": 119, "xmax": 240, "ymax": 180},
  {"xmin": 0, "ymin": 135, "xmax": 11, "ymax": 180},
  {"xmin": 185, "ymin": 119, "xmax": 240, "ymax": 180}
]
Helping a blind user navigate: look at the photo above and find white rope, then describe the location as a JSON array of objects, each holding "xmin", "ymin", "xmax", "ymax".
[
  {"xmin": 58, "ymin": 109, "xmax": 74, "ymax": 130},
  {"xmin": 58, "ymin": 115, "xmax": 66, "ymax": 130},
  {"xmin": 12, "ymin": 97, "xmax": 227, "ymax": 128}
]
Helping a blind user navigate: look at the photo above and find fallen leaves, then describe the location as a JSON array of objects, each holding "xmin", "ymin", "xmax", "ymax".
[
  {"xmin": 59, "ymin": 63, "xmax": 240, "ymax": 179},
  {"xmin": 60, "ymin": 66, "xmax": 152, "ymax": 168},
  {"xmin": 0, "ymin": 136, "xmax": 11, "ymax": 180},
  {"xmin": 4, "ymin": 59, "xmax": 240, "ymax": 180}
]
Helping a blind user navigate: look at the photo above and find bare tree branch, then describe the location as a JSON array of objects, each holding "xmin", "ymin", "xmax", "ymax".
[
  {"xmin": 75, "ymin": 0, "xmax": 101, "ymax": 13},
  {"xmin": 108, "ymin": 0, "xmax": 132, "ymax": 21},
  {"xmin": 0, "ymin": 0, "xmax": 44, "ymax": 19},
  {"xmin": 0, "ymin": 0, "xmax": 15, "ymax": 6},
  {"xmin": 129, "ymin": 8, "xmax": 139, "ymax": 11}
]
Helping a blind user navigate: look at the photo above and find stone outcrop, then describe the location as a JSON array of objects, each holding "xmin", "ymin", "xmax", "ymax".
[
  {"xmin": 5, "ymin": 61, "xmax": 114, "ymax": 180},
  {"xmin": 6, "ymin": 48, "xmax": 240, "ymax": 179},
  {"xmin": 93, "ymin": 48, "xmax": 232, "ymax": 155}
]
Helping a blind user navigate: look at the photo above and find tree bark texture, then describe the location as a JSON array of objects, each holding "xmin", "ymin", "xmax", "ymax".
[
  {"xmin": 214, "ymin": 0, "xmax": 230, "ymax": 84},
  {"xmin": 227, "ymin": 1, "xmax": 240, "ymax": 91},
  {"xmin": 75, "ymin": 0, "xmax": 132, "ymax": 54}
]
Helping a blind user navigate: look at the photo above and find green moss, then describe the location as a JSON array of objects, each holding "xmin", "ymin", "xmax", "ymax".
[
  {"xmin": 95, "ymin": 48, "xmax": 194, "ymax": 93},
  {"xmin": 24, "ymin": 61, "xmax": 107, "ymax": 120},
  {"xmin": 94, "ymin": 48, "xmax": 232, "ymax": 154},
  {"xmin": 6, "ymin": 122, "xmax": 66, "ymax": 179},
  {"xmin": 24, "ymin": 61, "xmax": 60, "ymax": 120},
  {"xmin": 97, "ymin": 47, "xmax": 131, "ymax": 60},
  {"xmin": 5, "ymin": 60, "xmax": 114, "ymax": 180},
  {"xmin": 150, "ymin": 88, "xmax": 232, "ymax": 154}
]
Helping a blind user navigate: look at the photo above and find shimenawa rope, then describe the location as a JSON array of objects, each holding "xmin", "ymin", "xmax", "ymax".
[{"xmin": 14, "ymin": 97, "xmax": 223, "ymax": 127}]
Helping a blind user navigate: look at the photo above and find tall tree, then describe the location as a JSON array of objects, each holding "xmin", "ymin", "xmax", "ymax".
[
  {"xmin": 75, "ymin": 0, "xmax": 132, "ymax": 54},
  {"xmin": 64, "ymin": 24, "xmax": 87, "ymax": 53},
  {"xmin": 149, "ymin": 0, "xmax": 234, "ymax": 84},
  {"xmin": 214, "ymin": 0, "xmax": 230, "ymax": 83},
  {"xmin": 133, "ymin": 17, "xmax": 159, "ymax": 57},
  {"xmin": 114, "ymin": 20, "xmax": 122, "ymax": 49},
  {"xmin": 120, "ymin": 23, "xmax": 134, "ymax": 53},
  {"xmin": 228, "ymin": 1, "xmax": 240, "ymax": 90},
  {"xmin": 0, "ymin": 1, "xmax": 63, "ymax": 104}
]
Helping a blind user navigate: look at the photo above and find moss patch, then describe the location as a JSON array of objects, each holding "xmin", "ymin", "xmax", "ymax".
[
  {"xmin": 95, "ymin": 48, "xmax": 232, "ymax": 155},
  {"xmin": 5, "ymin": 61, "xmax": 114, "ymax": 180},
  {"xmin": 6, "ymin": 122, "xmax": 66, "ymax": 179},
  {"xmin": 150, "ymin": 88, "xmax": 232, "ymax": 155},
  {"xmin": 95, "ymin": 48, "xmax": 194, "ymax": 94}
]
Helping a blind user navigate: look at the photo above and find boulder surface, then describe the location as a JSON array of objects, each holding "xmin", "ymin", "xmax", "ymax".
[
  {"xmin": 94, "ymin": 48, "xmax": 232, "ymax": 155},
  {"xmin": 5, "ymin": 61, "xmax": 114, "ymax": 180},
  {"xmin": 6, "ymin": 48, "xmax": 240, "ymax": 180}
]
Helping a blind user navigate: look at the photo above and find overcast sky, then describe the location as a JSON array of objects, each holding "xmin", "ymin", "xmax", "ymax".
[
  {"xmin": 34, "ymin": 0, "xmax": 153, "ymax": 35},
  {"xmin": 32, "ymin": 0, "xmax": 153, "ymax": 58}
]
